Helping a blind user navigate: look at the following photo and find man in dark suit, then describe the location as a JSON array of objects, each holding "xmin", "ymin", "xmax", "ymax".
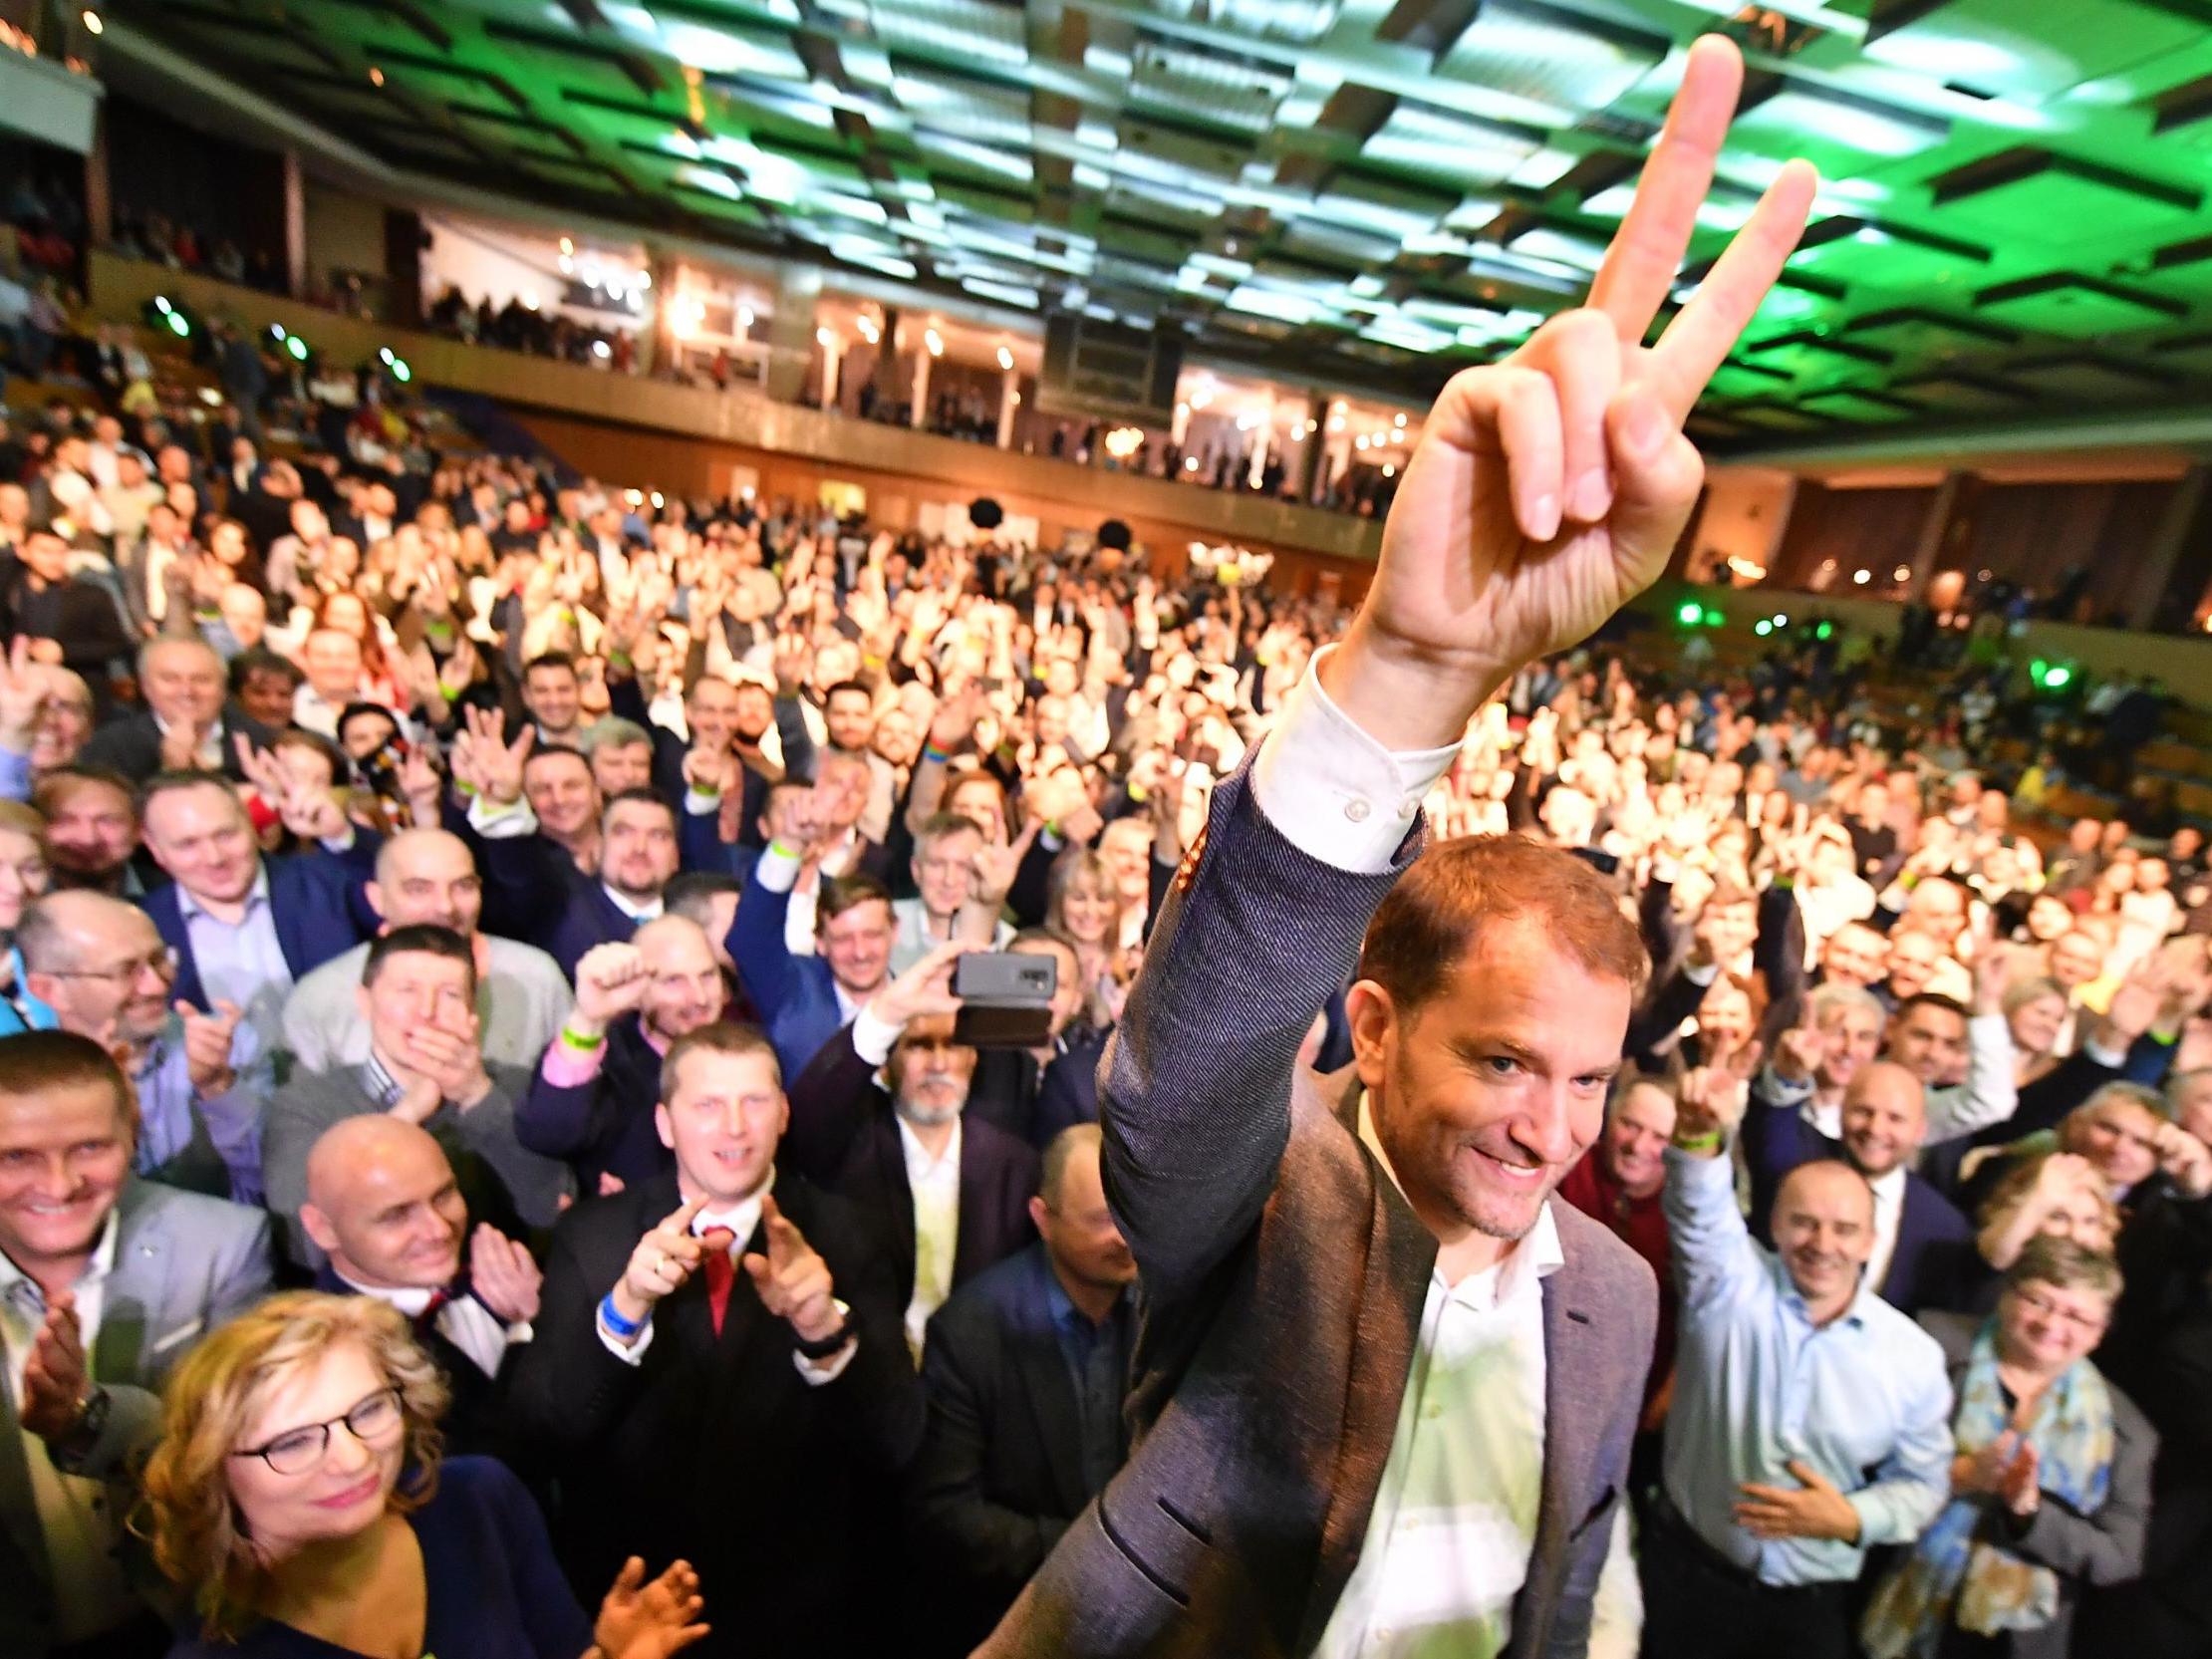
[
  {"xmin": 516, "ymin": 917, "xmax": 729, "ymax": 1190},
  {"xmin": 0, "ymin": 529, "xmax": 131, "ymax": 702},
  {"xmin": 912, "ymin": 1123, "xmax": 1137, "ymax": 1656},
  {"xmin": 79, "ymin": 638, "xmax": 272, "ymax": 784},
  {"xmin": 299, "ymin": 1114, "xmax": 542, "ymax": 1466},
  {"xmin": 1742, "ymin": 1053, "xmax": 1976, "ymax": 1315},
  {"xmin": 136, "ymin": 770, "xmax": 380, "ymax": 1056},
  {"xmin": 783, "ymin": 940, "xmax": 1039, "ymax": 1359},
  {"xmin": 474, "ymin": 782, "xmax": 684, "ymax": 981},
  {"xmin": 509, "ymin": 1021, "xmax": 920, "ymax": 1657},
  {"xmin": 983, "ymin": 39, "xmax": 1810, "ymax": 1654}
]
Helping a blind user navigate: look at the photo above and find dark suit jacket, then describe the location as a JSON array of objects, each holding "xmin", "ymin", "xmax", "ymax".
[
  {"xmin": 980, "ymin": 762, "xmax": 1655, "ymax": 1659},
  {"xmin": 913, "ymin": 1243, "xmax": 1133, "ymax": 1657},
  {"xmin": 727, "ymin": 862, "xmax": 849, "ymax": 1081},
  {"xmin": 1741, "ymin": 1091, "xmax": 1976, "ymax": 1314},
  {"xmin": 507, "ymin": 1170, "xmax": 921, "ymax": 1657},
  {"xmin": 514, "ymin": 1013, "xmax": 673, "ymax": 1191},
  {"xmin": 80, "ymin": 702, "xmax": 275, "ymax": 785},
  {"xmin": 476, "ymin": 828, "xmax": 638, "ymax": 981},
  {"xmin": 1919, "ymin": 1311, "xmax": 2155, "ymax": 1659},
  {"xmin": 785, "ymin": 1021, "xmax": 1039, "ymax": 1307},
  {"xmin": 1029, "ymin": 1024, "xmax": 1113, "ymax": 1149},
  {"xmin": 142, "ymin": 840, "xmax": 381, "ymax": 1013}
]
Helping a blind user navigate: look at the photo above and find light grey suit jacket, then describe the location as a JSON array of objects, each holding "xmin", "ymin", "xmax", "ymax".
[
  {"xmin": 981, "ymin": 763, "xmax": 1656, "ymax": 1657},
  {"xmin": 2, "ymin": 1178, "xmax": 272, "ymax": 1656}
]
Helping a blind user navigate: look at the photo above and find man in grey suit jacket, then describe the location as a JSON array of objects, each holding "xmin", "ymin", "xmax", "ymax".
[
  {"xmin": 0, "ymin": 1031, "xmax": 273, "ymax": 1658},
  {"xmin": 982, "ymin": 37, "xmax": 1813, "ymax": 1657}
]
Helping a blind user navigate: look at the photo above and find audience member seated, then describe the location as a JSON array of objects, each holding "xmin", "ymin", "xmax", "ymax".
[
  {"xmin": 0, "ymin": 1032, "xmax": 271, "ymax": 1659},
  {"xmin": 510, "ymin": 1022, "xmax": 919, "ymax": 1657},
  {"xmin": 783, "ymin": 941, "xmax": 1040, "ymax": 1358},
  {"xmin": 262, "ymin": 925, "xmax": 571, "ymax": 1265},
  {"xmin": 1860, "ymin": 1240, "xmax": 2152, "ymax": 1659},
  {"xmin": 518, "ymin": 921, "xmax": 728, "ymax": 1191},
  {"xmin": 1647, "ymin": 1064, "xmax": 1953, "ymax": 1659},
  {"xmin": 909, "ymin": 1124, "xmax": 1136, "ymax": 1656},
  {"xmin": 140, "ymin": 1291, "xmax": 707, "ymax": 1658},
  {"xmin": 79, "ymin": 638, "xmax": 269, "ymax": 784},
  {"xmin": 299, "ymin": 1116, "xmax": 543, "ymax": 1466},
  {"xmin": 281, "ymin": 827, "xmax": 572, "ymax": 1073}
]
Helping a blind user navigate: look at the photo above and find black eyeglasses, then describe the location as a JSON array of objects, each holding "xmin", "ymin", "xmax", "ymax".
[{"xmin": 231, "ymin": 1387, "xmax": 404, "ymax": 1476}]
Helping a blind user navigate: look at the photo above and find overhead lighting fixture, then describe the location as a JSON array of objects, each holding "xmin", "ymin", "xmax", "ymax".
[
  {"xmin": 816, "ymin": 326, "xmax": 834, "ymax": 347},
  {"xmin": 81, "ymin": 9, "xmax": 102, "ymax": 35},
  {"xmin": 558, "ymin": 255, "xmax": 574, "ymax": 275},
  {"xmin": 1393, "ymin": 413, "xmax": 1406, "ymax": 427},
  {"xmin": 285, "ymin": 335, "xmax": 307, "ymax": 361},
  {"xmin": 995, "ymin": 345, "xmax": 1014, "ymax": 371},
  {"xmin": 560, "ymin": 237, "xmax": 574, "ymax": 255},
  {"xmin": 591, "ymin": 339, "xmax": 612, "ymax": 360},
  {"xmin": 368, "ymin": 66, "xmax": 384, "ymax": 87},
  {"xmin": 925, "ymin": 328, "xmax": 945, "ymax": 357},
  {"xmin": 1852, "ymin": 569, "xmax": 1871, "ymax": 585},
  {"xmin": 737, "ymin": 305, "xmax": 753, "ymax": 329},
  {"xmin": 650, "ymin": 491, "xmax": 664, "ymax": 509},
  {"xmin": 1892, "ymin": 564, "xmax": 1912, "ymax": 582}
]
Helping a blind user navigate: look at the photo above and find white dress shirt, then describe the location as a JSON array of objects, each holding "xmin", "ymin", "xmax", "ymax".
[
  {"xmin": 1316, "ymin": 1096, "xmax": 1560, "ymax": 1659},
  {"xmin": 337, "ymin": 1271, "xmax": 530, "ymax": 1379},
  {"xmin": 1861, "ymin": 1165, "xmax": 1908, "ymax": 1298},
  {"xmin": 0, "ymin": 1217, "xmax": 133, "ymax": 1642},
  {"xmin": 899, "ymin": 1117, "xmax": 963, "ymax": 1360}
]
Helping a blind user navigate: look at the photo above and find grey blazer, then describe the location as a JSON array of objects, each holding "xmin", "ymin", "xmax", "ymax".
[
  {"xmin": 2, "ymin": 1179, "xmax": 272, "ymax": 1657},
  {"xmin": 982, "ymin": 763, "xmax": 1656, "ymax": 1658},
  {"xmin": 1917, "ymin": 1310, "xmax": 2158, "ymax": 1659}
]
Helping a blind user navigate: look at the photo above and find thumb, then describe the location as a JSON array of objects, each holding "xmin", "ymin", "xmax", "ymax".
[
  {"xmin": 212, "ymin": 998, "xmax": 242, "ymax": 1024},
  {"xmin": 1604, "ymin": 385, "xmax": 1702, "ymax": 586},
  {"xmin": 172, "ymin": 999, "xmax": 197, "ymax": 1024},
  {"xmin": 740, "ymin": 1251, "xmax": 771, "ymax": 1287},
  {"xmin": 611, "ymin": 1556, "xmax": 646, "ymax": 1596}
]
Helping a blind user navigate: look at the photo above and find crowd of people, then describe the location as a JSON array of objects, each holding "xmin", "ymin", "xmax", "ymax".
[{"xmin": 0, "ymin": 39, "xmax": 2205, "ymax": 1659}]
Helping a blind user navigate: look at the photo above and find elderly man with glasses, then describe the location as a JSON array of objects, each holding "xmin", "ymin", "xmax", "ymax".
[{"xmin": 15, "ymin": 889, "xmax": 269, "ymax": 1203}]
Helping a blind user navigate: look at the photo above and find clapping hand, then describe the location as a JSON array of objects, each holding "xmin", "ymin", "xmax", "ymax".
[
  {"xmin": 18, "ymin": 1292, "xmax": 91, "ymax": 1442},
  {"xmin": 468, "ymin": 1224, "xmax": 543, "ymax": 1324},
  {"xmin": 0, "ymin": 635, "xmax": 50, "ymax": 752},
  {"xmin": 593, "ymin": 1556, "xmax": 708, "ymax": 1659},
  {"xmin": 1330, "ymin": 37, "xmax": 1813, "ymax": 749},
  {"xmin": 741, "ymin": 1195, "xmax": 843, "ymax": 1346}
]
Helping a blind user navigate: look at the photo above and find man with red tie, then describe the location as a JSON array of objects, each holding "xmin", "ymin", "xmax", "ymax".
[{"xmin": 510, "ymin": 1021, "xmax": 920, "ymax": 1657}]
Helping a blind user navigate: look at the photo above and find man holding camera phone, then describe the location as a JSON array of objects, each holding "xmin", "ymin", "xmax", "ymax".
[{"xmin": 782, "ymin": 940, "xmax": 1043, "ymax": 1360}]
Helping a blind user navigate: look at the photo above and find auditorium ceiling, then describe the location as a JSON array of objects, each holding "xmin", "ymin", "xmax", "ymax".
[{"xmin": 107, "ymin": 0, "xmax": 2212, "ymax": 445}]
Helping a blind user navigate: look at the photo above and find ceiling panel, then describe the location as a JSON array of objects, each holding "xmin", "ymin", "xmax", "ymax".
[{"xmin": 106, "ymin": 0, "xmax": 2212, "ymax": 446}]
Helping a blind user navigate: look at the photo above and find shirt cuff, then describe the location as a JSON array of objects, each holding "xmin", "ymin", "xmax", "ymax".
[
  {"xmin": 468, "ymin": 794, "xmax": 537, "ymax": 838},
  {"xmin": 539, "ymin": 1039, "xmax": 606, "ymax": 1088},
  {"xmin": 794, "ymin": 1337, "xmax": 858, "ymax": 1385},
  {"xmin": 684, "ymin": 788, "xmax": 720, "ymax": 816},
  {"xmin": 851, "ymin": 1003, "xmax": 902, "ymax": 1067},
  {"xmin": 0, "ymin": 745, "xmax": 28, "ymax": 802},
  {"xmin": 1250, "ymin": 645, "xmax": 1459, "ymax": 876},
  {"xmin": 755, "ymin": 843, "xmax": 802, "ymax": 894},
  {"xmin": 1683, "ymin": 960, "xmax": 1721, "ymax": 987},
  {"xmin": 1758, "ymin": 1065, "xmax": 1813, "ymax": 1102},
  {"xmin": 2081, "ymin": 1033, "xmax": 2129, "ymax": 1070},
  {"xmin": 596, "ymin": 1308, "xmax": 653, "ymax": 1364},
  {"xmin": 318, "ymin": 829, "xmax": 357, "ymax": 854}
]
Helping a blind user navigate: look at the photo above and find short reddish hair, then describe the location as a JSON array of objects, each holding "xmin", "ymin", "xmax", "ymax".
[{"xmin": 1358, "ymin": 834, "xmax": 1648, "ymax": 1014}]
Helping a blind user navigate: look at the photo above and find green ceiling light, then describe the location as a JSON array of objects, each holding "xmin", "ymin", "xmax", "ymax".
[
  {"xmin": 2044, "ymin": 663, "xmax": 2073, "ymax": 690},
  {"xmin": 285, "ymin": 335, "xmax": 308, "ymax": 361},
  {"xmin": 1703, "ymin": 607, "xmax": 1725, "ymax": 627},
  {"xmin": 1755, "ymin": 619, "xmax": 1773, "ymax": 637},
  {"xmin": 390, "ymin": 358, "xmax": 412, "ymax": 383},
  {"xmin": 166, "ymin": 311, "xmax": 189, "ymax": 338},
  {"xmin": 1815, "ymin": 622, "xmax": 1833, "ymax": 640},
  {"xmin": 1677, "ymin": 600, "xmax": 1703, "ymax": 626}
]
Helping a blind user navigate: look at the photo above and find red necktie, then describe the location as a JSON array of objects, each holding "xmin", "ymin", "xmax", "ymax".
[{"xmin": 699, "ymin": 1228, "xmax": 737, "ymax": 1334}]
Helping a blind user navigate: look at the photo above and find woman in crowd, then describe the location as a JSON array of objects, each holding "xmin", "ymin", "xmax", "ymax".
[
  {"xmin": 2004, "ymin": 975, "xmax": 2070, "ymax": 1088},
  {"xmin": 1861, "ymin": 1239, "xmax": 2153, "ymax": 1659},
  {"xmin": 142, "ymin": 1292, "xmax": 707, "ymax": 1659},
  {"xmin": 1043, "ymin": 849, "xmax": 1127, "ymax": 1027},
  {"xmin": 0, "ymin": 798, "xmax": 53, "ymax": 1033},
  {"xmin": 1975, "ymin": 1151, "xmax": 2119, "ymax": 1280}
]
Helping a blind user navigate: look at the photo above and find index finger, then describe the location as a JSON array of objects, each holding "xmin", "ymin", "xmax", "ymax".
[
  {"xmin": 1587, "ymin": 35, "xmax": 1744, "ymax": 344},
  {"xmin": 663, "ymin": 1195, "xmax": 707, "ymax": 1233}
]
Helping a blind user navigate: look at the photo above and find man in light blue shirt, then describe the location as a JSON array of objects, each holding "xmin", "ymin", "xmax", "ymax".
[{"xmin": 1646, "ymin": 1066, "xmax": 1953, "ymax": 1659}]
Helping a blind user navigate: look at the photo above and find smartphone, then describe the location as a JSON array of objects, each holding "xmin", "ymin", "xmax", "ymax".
[{"xmin": 953, "ymin": 951, "xmax": 1058, "ymax": 1049}]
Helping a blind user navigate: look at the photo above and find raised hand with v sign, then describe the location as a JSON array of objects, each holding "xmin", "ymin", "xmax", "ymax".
[{"xmin": 1321, "ymin": 35, "xmax": 1815, "ymax": 751}]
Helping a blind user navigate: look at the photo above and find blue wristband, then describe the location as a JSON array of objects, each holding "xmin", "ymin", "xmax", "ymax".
[{"xmin": 599, "ymin": 1291, "xmax": 646, "ymax": 1340}]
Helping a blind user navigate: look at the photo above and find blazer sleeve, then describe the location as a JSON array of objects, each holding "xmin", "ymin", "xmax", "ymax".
[
  {"xmin": 909, "ymin": 1303, "xmax": 1065, "ymax": 1589},
  {"xmin": 1753, "ymin": 882, "xmax": 1808, "ymax": 1041},
  {"xmin": 505, "ymin": 1213, "xmax": 649, "ymax": 1443},
  {"xmin": 513, "ymin": 1051, "xmax": 610, "ymax": 1165},
  {"xmin": 1100, "ymin": 761, "xmax": 1413, "ymax": 1305},
  {"xmin": 782, "ymin": 1022, "xmax": 882, "ymax": 1184},
  {"xmin": 729, "ymin": 863, "xmax": 800, "ymax": 1022}
]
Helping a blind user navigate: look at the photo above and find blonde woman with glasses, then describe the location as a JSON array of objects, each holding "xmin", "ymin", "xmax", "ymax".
[{"xmin": 142, "ymin": 1292, "xmax": 706, "ymax": 1659}]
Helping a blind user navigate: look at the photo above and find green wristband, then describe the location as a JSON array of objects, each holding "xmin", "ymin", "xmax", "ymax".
[
  {"xmin": 1673, "ymin": 1130, "xmax": 1723, "ymax": 1155},
  {"xmin": 559, "ymin": 1024, "xmax": 607, "ymax": 1052}
]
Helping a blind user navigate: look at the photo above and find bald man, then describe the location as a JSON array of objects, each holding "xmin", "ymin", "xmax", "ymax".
[
  {"xmin": 282, "ymin": 827, "xmax": 573, "ymax": 1073},
  {"xmin": 300, "ymin": 1115, "xmax": 542, "ymax": 1460},
  {"xmin": 1651, "ymin": 1070, "xmax": 1952, "ymax": 1659},
  {"xmin": 79, "ymin": 636, "xmax": 275, "ymax": 783},
  {"xmin": 1743, "ymin": 1052, "xmax": 1975, "ymax": 1315},
  {"xmin": 515, "ymin": 916, "xmax": 728, "ymax": 1190}
]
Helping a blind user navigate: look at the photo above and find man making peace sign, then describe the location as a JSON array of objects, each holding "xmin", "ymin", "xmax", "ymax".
[{"xmin": 982, "ymin": 35, "xmax": 1820, "ymax": 1659}]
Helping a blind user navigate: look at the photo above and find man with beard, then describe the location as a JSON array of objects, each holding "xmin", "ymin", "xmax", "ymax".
[
  {"xmin": 30, "ymin": 767, "xmax": 151, "ymax": 898},
  {"xmin": 281, "ymin": 828, "xmax": 574, "ymax": 1073},
  {"xmin": 783, "ymin": 940, "xmax": 1039, "ymax": 1359},
  {"xmin": 1743, "ymin": 1056, "xmax": 1975, "ymax": 1314},
  {"xmin": 519, "ymin": 917, "xmax": 728, "ymax": 1190},
  {"xmin": 1649, "ymin": 1064, "xmax": 1952, "ymax": 1658}
]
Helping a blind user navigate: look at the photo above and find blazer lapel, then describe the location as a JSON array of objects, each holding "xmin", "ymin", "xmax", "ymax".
[
  {"xmin": 1303, "ymin": 1070, "xmax": 1433, "ymax": 1641},
  {"xmin": 1509, "ymin": 1269, "xmax": 1605, "ymax": 1659},
  {"xmin": 96, "ymin": 1188, "xmax": 169, "ymax": 1383},
  {"xmin": 951, "ymin": 1126, "xmax": 999, "ymax": 1286},
  {"xmin": 873, "ymin": 1119, "xmax": 919, "ymax": 1293}
]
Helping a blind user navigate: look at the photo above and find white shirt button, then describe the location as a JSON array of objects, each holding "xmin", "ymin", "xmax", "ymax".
[{"xmin": 1344, "ymin": 798, "xmax": 1371, "ymax": 823}]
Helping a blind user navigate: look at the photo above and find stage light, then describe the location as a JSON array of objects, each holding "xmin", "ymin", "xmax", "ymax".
[
  {"xmin": 1755, "ymin": 620, "xmax": 1773, "ymax": 637},
  {"xmin": 1677, "ymin": 601, "xmax": 1703, "ymax": 626}
]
